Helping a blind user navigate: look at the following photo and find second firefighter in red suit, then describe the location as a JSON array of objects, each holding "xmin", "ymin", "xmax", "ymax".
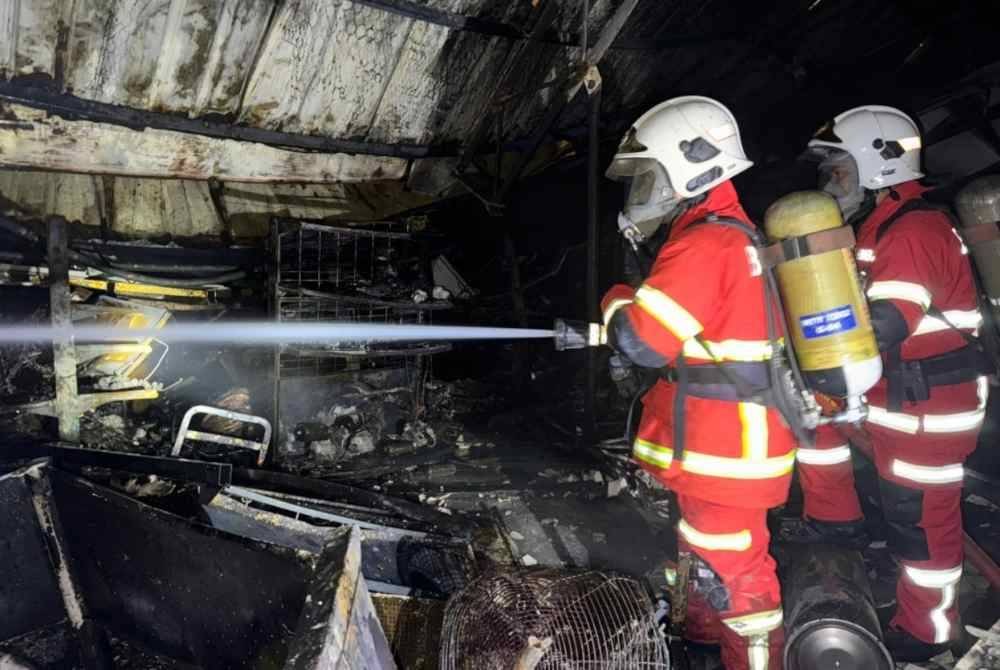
[
  {"xmin": 602, "ymin": 96, "xmax": 795, "ymax": 670},
  {"xmin": 787, "ymin": 105, "xmax": 989, "ymax": 662}
]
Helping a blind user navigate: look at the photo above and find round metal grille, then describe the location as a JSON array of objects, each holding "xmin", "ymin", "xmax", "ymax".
[{"xmin": 440, "ymin": 568, "xmax": 670, "ymax": 670}]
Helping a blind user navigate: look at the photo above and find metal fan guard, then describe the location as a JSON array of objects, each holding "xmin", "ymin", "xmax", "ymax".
[{"xmin": 439, "ymin": 567, "xmax": 670, "ymax": 670}]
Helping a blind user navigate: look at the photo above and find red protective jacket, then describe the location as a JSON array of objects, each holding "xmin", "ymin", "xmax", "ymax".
[
  {"xmin": 602, "ymin": 181, "xmax": 796, "ymax": 509},
  {"xmin": 856, "ymin": 180, "xmax": 987, "ymax": 480}
]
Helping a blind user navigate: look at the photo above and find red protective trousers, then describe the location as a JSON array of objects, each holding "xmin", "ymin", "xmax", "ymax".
[
  {"xmin": 797, "ymin": 424, "xmax": 970, "ymax": 645},
  {"xmin": 679, "ymin": 494, "xmax": 785, "ymax": 670},
  {"xmin": 797, "ymin": 181, "xmax": 984, "ymax": 645}
]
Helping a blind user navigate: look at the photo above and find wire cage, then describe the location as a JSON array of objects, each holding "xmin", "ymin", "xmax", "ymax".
[
  {"xmin": 440, "ymin": 568, "xmax": 670, "ymax": 670},
  {"xmin": 272, "ymin": 219, "xmax": 451, "ymax": 377}
]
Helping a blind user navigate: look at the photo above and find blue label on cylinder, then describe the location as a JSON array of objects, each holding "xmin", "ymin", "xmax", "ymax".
[{"xmin": 799, "ymin": 304, "xmax": 858, "ymax": 339}]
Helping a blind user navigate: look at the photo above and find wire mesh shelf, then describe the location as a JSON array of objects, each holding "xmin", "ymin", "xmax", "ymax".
[{"xmin": 272, "ymin": 219, "xmax": 451, "ymax": 376}]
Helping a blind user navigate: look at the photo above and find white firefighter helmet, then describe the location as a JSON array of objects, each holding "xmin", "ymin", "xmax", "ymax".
[
  {"xmin": 808, "ymin": 105, "xmax": 924, "ymax": 191},
  {"xmin": 606, "ymin": 96, "xmax": 753, "ymax": 232}
]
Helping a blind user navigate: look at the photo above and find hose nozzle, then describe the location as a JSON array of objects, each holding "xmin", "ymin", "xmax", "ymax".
[{"xmin": 553, "ymin": 319, "xmax": 605, "ymax": 351}]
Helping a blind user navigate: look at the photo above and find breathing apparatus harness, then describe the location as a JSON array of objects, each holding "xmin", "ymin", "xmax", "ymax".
[
  {"xmin": 873, "ymin": 198, "xmax": 998, "ymax": 411},
  {"xmin": 624, "ymin": 214, "xmax": 827, "ymax": 458}
]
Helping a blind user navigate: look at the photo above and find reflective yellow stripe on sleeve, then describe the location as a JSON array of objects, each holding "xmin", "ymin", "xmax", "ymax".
[
  {"xmin": 866, "ymin": 281, "xmax": 932, "ymax": 310},
  {"xmin": 634, "ymin": 285, "xmax": 703, "ymax": 340},
  {"xmin": 682, "ymin": 338, "xmax": 776, "ymax": 362},
  {"xmin": 633, "ymin": 439, "xmax": 674, "ymax": 468},
  {"xmin": 602, "ymin": 298, "xmax": 634, "ymax": 326},
  {"xmin": 678, "ymin": 519, "xmax": 752, "ymax": 552}
]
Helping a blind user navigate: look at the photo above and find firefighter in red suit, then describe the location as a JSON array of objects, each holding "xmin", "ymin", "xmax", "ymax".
[
  {"xmin": 601, "ymin": 96, "xmax": 795, "ymax": 670},
  {"xmin": 785, "ymin": 106, "xmax": 990, "ymax": 661}
]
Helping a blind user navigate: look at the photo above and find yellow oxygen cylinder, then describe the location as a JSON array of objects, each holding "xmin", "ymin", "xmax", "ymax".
[{"xmin": 764, "ymin": 191, "xmax": 882, "ymax": 399}]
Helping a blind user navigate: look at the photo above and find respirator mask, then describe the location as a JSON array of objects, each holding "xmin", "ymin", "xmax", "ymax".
[
  {"xmin": 606, "ymin": 157, "xmax": 682, "ymax": 248},
  {"xmin": 816, "ymin": 149, "xmax": 866, "ymax": 222}
]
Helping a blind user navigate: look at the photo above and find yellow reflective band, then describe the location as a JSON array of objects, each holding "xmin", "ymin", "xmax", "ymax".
[
  {"xmin": 898, "ymin": 136, "xmax": 922, "ymax": 152},
  {"xmin": 892, "ymin": 459, "xmax": 964, "ymax": 484},
  {"xmin": 977, "ymin": 375, "xmax": 990, "ymax": 409},
  {"xmin": 866, "ymin": 281, "xmax": 932, "ymax": 310},
  {"xmin": 739, "ymin": 402, "xmax": 769, "ymax": 460},
  {"xmin": 633, "ymin": 439, "xmax": 674, "ymax": 468},
  {"xmin": 678, "ymin": 520, "xmax": 752, "ymax": 552},
  {"xmin": 683, "ymin": 451, "xmax": 796, "ymax": 479},
  {"xmin": 912, "ymin": 309, "xmax": 982, "ymax": 336},
  {"xmin": 634, "ymin": 285, "xmax": 703, "ymax": 340},
  {"xmin": 722, "ymin": 608, "xmax": 784, "ymax": 636},
  {"xmin": 683, "ymin": 338, "xmax": 776, "ymax": 362},
  {"xmin": 602, "ymin": 298, "xmax": 633, "ymax": 326},
  {"xmin": 867, "ymin": 406, "xmax": 920, "ymax": 434},
  {"xmin": 796, "ymin": 445, "xmax": 852, "ymax": 466},
  {"xmin": 904, "ymin": 565, "xmax": 963, "ymax": 589},
  {"xmin": 633, "ymin": 439, "xmax": 795, "ymax": 480}
]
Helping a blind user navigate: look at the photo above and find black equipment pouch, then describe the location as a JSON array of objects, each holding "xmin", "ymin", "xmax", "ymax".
[{"xmin": 886, "ymin": 343, "xmax": 990, "ymax": 411}]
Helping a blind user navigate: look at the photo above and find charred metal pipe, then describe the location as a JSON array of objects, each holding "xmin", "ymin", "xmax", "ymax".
[{"xmin": 782, "ymin": 544, "xmax": 892, "ymax": 670}]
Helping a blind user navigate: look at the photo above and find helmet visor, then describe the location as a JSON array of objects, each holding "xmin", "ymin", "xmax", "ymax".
[
  {"xmin": 607, "ymin": 157, "xmax": 680, "ymax": 228},
  {"xmin": 606, "ymin": 158, "xmax": 675, "ymax": 205}
]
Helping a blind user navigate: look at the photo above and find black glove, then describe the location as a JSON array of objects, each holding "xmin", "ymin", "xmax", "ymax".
[{"xmin": 609, "ymin": 353, "xmax": 641, "ymax": 399}]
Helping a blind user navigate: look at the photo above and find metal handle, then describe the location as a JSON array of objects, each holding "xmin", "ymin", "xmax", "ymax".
[{"xmin": 171, "ymin": 405, "xmax": 272, "ymax": 466}]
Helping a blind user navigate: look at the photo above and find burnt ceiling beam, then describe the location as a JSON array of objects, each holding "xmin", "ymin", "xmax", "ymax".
[
  {"xmin": 0, "ymin": 81, "xmax": 456, "ymax": 159},
  {"xmin": 496, "ymin": 0, "xmax": 642, "ymax": 202},
  {"xmin": 0, "ymin": 100, "xmax": 408, "ymax": 183}
]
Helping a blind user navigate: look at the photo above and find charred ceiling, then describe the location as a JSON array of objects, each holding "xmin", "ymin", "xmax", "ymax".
[{"xmin": 0, "ymin": 0, "xmax": 997, "ymax": 215}]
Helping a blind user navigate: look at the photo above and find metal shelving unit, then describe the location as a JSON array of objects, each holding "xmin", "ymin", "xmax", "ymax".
[{"xmin": 269, "ymin": 219, "xmax": 451, "ymax": 459}]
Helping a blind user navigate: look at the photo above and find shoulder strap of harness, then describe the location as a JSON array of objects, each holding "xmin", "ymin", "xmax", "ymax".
[
  {"xmin": 875, "ymin": 197, "xmax": 953, "ymax": 243},
  {"xmin": 672, "ymin": 215, "xmax": 816, "ymax": 449}
]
